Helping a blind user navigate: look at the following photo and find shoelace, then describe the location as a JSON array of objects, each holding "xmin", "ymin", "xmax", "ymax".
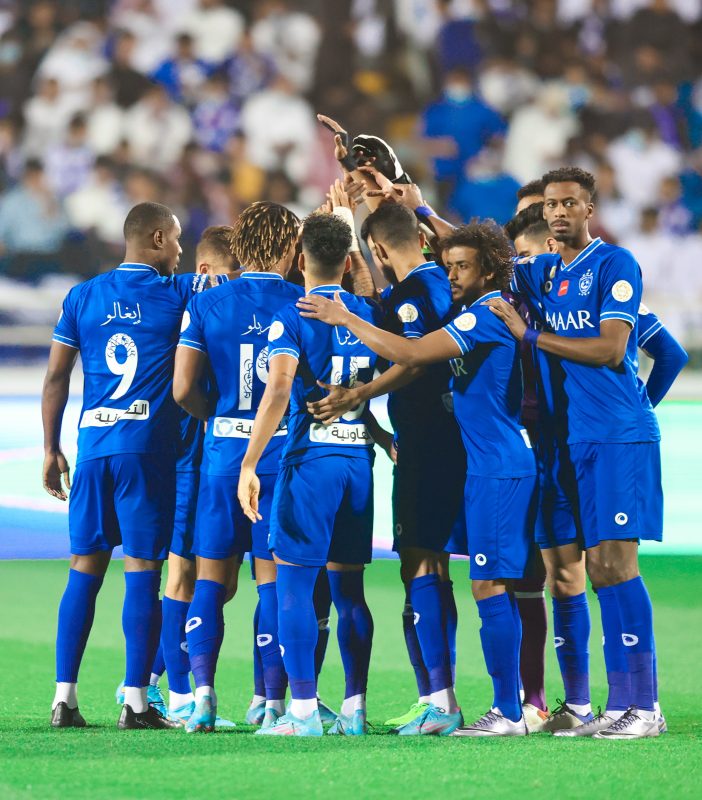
[
  {"xmin": 472, "ymin": 710, "xmax": 500, "ymax": 729},
  {"xmin": 549, "ymin": 698, "xmax": 570, "ymax": 717},
  {"xmin": 605, "ymin": 708, "xmax": 639, "ymax": 732}
]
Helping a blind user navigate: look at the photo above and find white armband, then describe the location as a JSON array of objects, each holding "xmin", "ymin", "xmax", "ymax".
[{"xmin": 332, "ymin": 205, "xmax": 360, "ymax": 252}]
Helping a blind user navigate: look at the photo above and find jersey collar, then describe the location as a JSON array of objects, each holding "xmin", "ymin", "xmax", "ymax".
[
  {"xmin": 560, "ymin": 238, "xmax": 603, "ymax": 272},
  {"xmin": 404, "ymin": 261, "xmax": 438, "ymax": 279},
  {"xmin": 240, "ymin": 271, "xmax": 284, "ymax": 280},
  {"xmin": 308, "ymin": 284, "xmax": 343, "ymax": 295},
  {"xmin": 470, "ymin": 289, "xmax": 502, "ymax": 308},
  {"xmin": 117, "ymin": 262, "xmax": 160, "ymax": 274}
]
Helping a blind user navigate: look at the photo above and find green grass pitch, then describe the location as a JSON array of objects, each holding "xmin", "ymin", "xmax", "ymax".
[{"xmin": 0, "ymin": 557, "xmax": 700, "ymax": 799}]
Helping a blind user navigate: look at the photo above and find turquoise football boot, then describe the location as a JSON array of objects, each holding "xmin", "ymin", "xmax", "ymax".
[
  {"xmin": 327, "ymin": 708, "xmax": 367, "ymax": 736},
  {"xmin": 396, "ymin": 704, "xmax": 463, "ymax": 736},
  {"xmin": 115, "ymin": 681, "xmax": 125, "ymax": 705},
  {"xmin": 317, "ymin": 698, "xmax": 338, "ymax": 726},
  {"xmin": 255, "ymin": 709, "xmax": 323, "ymax": 737},
  {"xmin": 147, "ymin": 684, "xmax": 168, "ymax": 718},
  {"xmin": 260, "ymin": 707, "xmax": 283, "ymax": 730},
  {"xmin": 185, "ymin": 695, "xmax": 216, "ymax": 733},
  {"xmin": 245, "ymin": 698, "xmax": 266, "ymax": 726}
]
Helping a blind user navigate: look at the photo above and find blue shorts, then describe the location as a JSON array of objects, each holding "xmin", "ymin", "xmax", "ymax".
[
  {"xmin": 570, "ymin": 441, "xmax": 663, "ymax": 550},
  {"xmin": 465, "ymin": 474, "xmax": 537, "ymax": 580},
  {"xmin": 269, "ymin": 455, "xmax": 373, "ymax": 567},
  {"xmin": 69, "ymin": 453, "xmax": 175, "ymax": 560},
  {"xmin": 193, "ymin": 472, "xmax": 276, "ymax": 561},
  {"xmin": 392, "ymin": 431, "xmax": 465, "ymax": 553},
  {"xmin": 534, "ymin": 439, "xmax": 581, "ymax": 550},
  {"xmin": 444, "ymin": 498, "xmax": 468, "ymax": 556},
  {"xmin": 170, "ymin": 470, "xmax": 199, "ymax": 561}
]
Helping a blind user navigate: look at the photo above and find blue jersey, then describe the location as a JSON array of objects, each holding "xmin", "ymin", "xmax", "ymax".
[
  {"xmin": 268, "ymin": 285, "xmax": 384, "ymax": 466},
  {"xmin": 179, "ymin": 272, "xmax": 304, "ymax": 476},
  {"xmin": 52, "ymin": 263, "xmax": 212, "ymax": 463},
  {"xmin": 512, "ymin": 239, "xmax": 659, "ymax": 445},
  {"xmin": 381, "ymin": 262, "xmax": 456, "ymax": 436},
  {"xmin": 443, "ymin": 291, "xmax": 536, "ymax": 479}
]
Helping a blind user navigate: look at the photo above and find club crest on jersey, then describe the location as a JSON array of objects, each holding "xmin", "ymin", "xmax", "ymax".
[
  {"xmin": 397, "ymin": 303, "xmax": 418, "ymax": 323},
  {"xmin": 612, "ymin": 280, "xmax": 633, "ymax": 302},
  {"xmin": 579, "ymin": 269, "xmax": 594, "ymax": 296},
  {"xmin": 558, "ymin": 280, "xmax": 569, "ymax": 297},
  {"xmin": 453, "ymin": 312, "xmax": 476, "ymax": 332}
]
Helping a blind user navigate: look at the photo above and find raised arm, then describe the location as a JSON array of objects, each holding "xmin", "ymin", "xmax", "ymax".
[
  {"xmin": 42, "ymin": 341, "xmax": 78, "ymax": 500},
  {"xmin": 173, "ymin": 345, "xmax": 210, "ymax": 421},
  {"xmin": 487, "ymin": 298, "xmax": 631, "ymax": 369},
  {"xmin": 238, "ymin": 354, "xmax": 297, "ymax": 522}
]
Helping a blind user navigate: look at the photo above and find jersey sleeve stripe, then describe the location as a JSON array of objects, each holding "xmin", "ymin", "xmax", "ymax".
[
  {"xmin": 268, "ymin": 347, "xmax": 300, "ymax": 360},
  {"xmin": 638, "ymin": 321, "xmax": 663, "ymax": 348},
  {"xmin": 402, "ymin": 332, "xmax": 422, "ymax": 340},
  {"xmin": 52, "ymin": 335, "xmax": 79, "ymax": 348},
  {"xmin": 443, "ymin": 325, "xmax": 467, "ymax": 352},
  {"xmin": 177, "ymin": 340, "xmax": 207, "ymax": 353},
  {"xmin": 601, "ymin": 311, "xmax": 636, "ymax": 325}
]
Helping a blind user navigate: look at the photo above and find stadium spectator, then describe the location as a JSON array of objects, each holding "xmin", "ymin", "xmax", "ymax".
[
  {"xmin": 85, "ymin": 77, "xmax": 127, "ymax": 157},
  {"xmin": 45, "ymin": 114, "xmax": 95, "ymax": 198},
  {"xmin": 183, "ymin": 0, "xmax": 244, "ymax": 66},
  {"xmin": 0, "ymin": 158, "xmax": 69, "ymax": 279},
  {"xmin": 224, "ymin": 29, "xmax": 276, "ymax": 105},
  {"xmin": 192, "ymin": 72, "xmax": 240, "ymax": 153},
  {"xmin": 107, "ymin": 29, "xmax": 153, "ymax": 108},
  {"xmin": 151, "ymin": 33, "xmax": 211, "ymax": 106}
]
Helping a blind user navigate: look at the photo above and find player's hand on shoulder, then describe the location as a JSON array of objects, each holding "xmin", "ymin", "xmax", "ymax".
[
  {"xmin": 297, "ymin": 291, "xmax": 349, "ymax": 326},
  {"xmin": 237, "ymin": 467, "xmax": 262, "ymax": 523},
  {"xmin": 307, "ymin": 380, "xmax": 361, "ymax": 424},
  {"xmin": 42, "ymin": 450, "xmax": 71, "ymax": 501},
  {"xmin": 485, "ymin": 297, "xmax": 527, "ymax": 340}
]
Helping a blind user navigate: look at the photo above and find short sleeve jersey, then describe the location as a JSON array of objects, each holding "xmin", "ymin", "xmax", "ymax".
[
  {"xmin": 267, "ymin": 285, "xmax": 384, "ymax": 466},
  {"xmin": 52, "ymin": 263, "xmax": 210, "ymax": 463},
  {"xmin": 511, "ymin": 239, "xmax": 660, "ymax": 445},
  {"xmin": 178, "ymin": 272, "xmax": 304, "ymax": 476},
  {"xmin": 381, "ymin": 262, "xmax": 456, "ymax": 437},
  {"xmin": 443, "ymin": 291, "xmax": 536, "ymax": 479}
]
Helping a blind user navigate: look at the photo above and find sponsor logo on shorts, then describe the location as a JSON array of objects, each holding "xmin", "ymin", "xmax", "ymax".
[
  {"xmin": 309, "ymin": 422, "xmax": 373, "ymax": 445},
  {"xmin": 185, "ymin": 616, "xmax": 202, "ymax": 633},
  {"xmin": 180, "ymin": 641, "xmax": 189, "ymax": 653},
  {"xmin": 256, "ymin": 634, "xmax": 273, "ymax": 647},
  {"xmin": 413, "ymin": 612, "xmax": 420, "ymax": 625},
  {"xmin": 474, "ymin": 553, "xmax": 487, "ymax": 566},
  {"xmin": 622, "ymin": 633, "xmax": 639, "ymax": 647},
  {"xmin": 213, "ymin": 416, "xmax": 287, "ymax": 438},
  {"xmin": 80, "ymin": 399, "xmax": 150, "ymax": 428},
  {"xmin": 554, "ymin": 636, "xmax": 565, "ymax": 648},
  {"xmin": 612, "ymin": 280, "xmax": 633, "ymax": 302},
  {"xmin": 615, "ymin": 512, "xmax": 629, "ymax": 526},
  {"xmin": 397, "ymin": 303, "xmax": 419, "ymax": 323}
]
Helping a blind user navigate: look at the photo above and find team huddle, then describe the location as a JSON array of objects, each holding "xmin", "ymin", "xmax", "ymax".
[{"xmin": 42, "ymin": 118, "xmax": 687, "ymax": 739}]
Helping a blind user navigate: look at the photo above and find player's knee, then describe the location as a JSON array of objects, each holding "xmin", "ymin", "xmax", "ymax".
[
  {"xmin": 586, "ymin": 556, "xmax": 638, "ymax": 589},
  {"xmin": 546, "ymin": 565, "xmax": 584, "ymax": 598},
  {"xmin": 471, "ymin": 579, "xmax": 504, "ymax": 601},
  {"xmin": 69, "ymin": 551, "xmax": 111, "ymax": 577}
]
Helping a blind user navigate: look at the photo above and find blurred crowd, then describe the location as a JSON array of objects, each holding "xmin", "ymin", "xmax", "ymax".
[{"xmin": 0, "ymin": 0, "xmax": 701, "ymax": 349}]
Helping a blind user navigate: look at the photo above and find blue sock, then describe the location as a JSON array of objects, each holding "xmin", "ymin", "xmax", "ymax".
[
  {"xmin": 252, "ymin": 599, "xmax": 265, "ymax": 697},
  {"xmin": 509, "ymin": 593, "xmax": 523, "ymax": 683},
  {"xmin": 552, "ymin": 593, "xmax": 590, "ymax": 707},
  {"xmin": 596, "ymin": 586, "xmax": 630, "ymax": 712},
  {"xmin": 151, "ymin": 639, "xmax": 165, "ymax": 679},
  {"xmin": 477, "ymin": 593, "xmax": 522, "ymax": 722},
  {"xmin": 328, "ymin": 570, "xmax": 374, "ymax": 699},
  {"xmin": 313, "ymin": 568, "xmax": 331, "ymax": 680},
  {"xmin": 402, "ymin": 592, "xmax": 431, "ymax": 699},
  {"xmin": 610, "ymin": 576, "xmax": 655, "ymax": 712},
  {"xmin": 440, "ymin": 580, "xmax": 458, "ymax": 685},
  {"xmin": 410, "ymin": 574, "xmax": 452, "ymax": 694},
  {"xmin": 123, "ymin": 570, "xmax": 162, "ymax": 688},
  {"xmin": 257, "ymin": 581, "xmax": 287, "ymax": 701},
  {"xmin": 186, "ymin": 579, "xmax": 226, "ymax": 689},
  {"xmin": 277, "ymin": 564, "xmax": 319, "ymax": 700},
  {"xmin": 56, "ymin": 569, "xmax": 104, "ymax": 683},
  {"xmin": 161, "ymin": 596, "xmax": 191, "ymax": 695}
]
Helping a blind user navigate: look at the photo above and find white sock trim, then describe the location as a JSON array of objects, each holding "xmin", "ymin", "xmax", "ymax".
[
  {"xmin": 430, "ymin": 687, "xmax": 459, "ymax": 714},
  {"xmin": 168, "ymin": 690, "xmax": 194, "ymax": 710},
  {"xmin": 341, "ymin": 693, "xmax": 366, "ymax": 717},
  {"xmin": 53, "ymin": 682, "xmax": 77, "ymax": 710},
  {"xmin": 290, "ymin": 697, "xmax": 318, "ymax": 719},
  {"xmin": 124, "ymin": 685, "xmax": 148, "ymax": 714},
  {"xmin": 195, "ymin": 685, "xmax": 217, "ymax": 705}
]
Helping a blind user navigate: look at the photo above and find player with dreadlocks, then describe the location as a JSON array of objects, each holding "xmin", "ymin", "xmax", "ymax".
[{"xmin": 171, "ymin": 201, "xmax": 305, "ymax": 731}]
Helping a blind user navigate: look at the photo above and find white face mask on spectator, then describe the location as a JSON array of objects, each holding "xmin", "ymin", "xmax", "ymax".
[{"xmin": 444, "ymin": 83, "xmax": 472, "ymax": 103}]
